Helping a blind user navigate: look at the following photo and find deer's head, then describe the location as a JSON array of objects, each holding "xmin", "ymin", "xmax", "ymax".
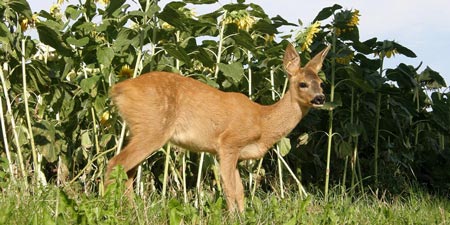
[{"xmin": 283, "ymin": 43, "xmax": 330, "ymax": 108}]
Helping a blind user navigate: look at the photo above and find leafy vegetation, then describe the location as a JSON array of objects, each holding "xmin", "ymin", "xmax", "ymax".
[
  {"xmin": 0, "ymin": 0, "xmax": 449, "ymax": 222},
  {"xmin": 1, "ymin": 181, "xmax": 448, "ymax": 224}
]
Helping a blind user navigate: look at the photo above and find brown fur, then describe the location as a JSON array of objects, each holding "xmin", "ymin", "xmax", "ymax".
[{"xmin": 105, "ymin": 43, "xmax": 330, "ymax": 212}]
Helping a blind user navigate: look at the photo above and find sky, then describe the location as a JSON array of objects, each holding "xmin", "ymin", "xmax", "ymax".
[{"xmin": 29, "ymin": 0, "xmax": 450, "ymax": 86}]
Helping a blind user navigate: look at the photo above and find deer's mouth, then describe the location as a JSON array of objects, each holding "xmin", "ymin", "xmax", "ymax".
[{"xmin": 310, "ymin": 95, "xmax": 325, "ymax": 107}]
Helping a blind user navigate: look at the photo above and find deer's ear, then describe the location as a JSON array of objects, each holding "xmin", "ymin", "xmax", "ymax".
[
  {"xmin": 305, "ymin": 45, "xmax": 331, "ymax": 73},
  {"xmin": 283, "ymin": 43, "xmax": 301, "ymax": 76}
]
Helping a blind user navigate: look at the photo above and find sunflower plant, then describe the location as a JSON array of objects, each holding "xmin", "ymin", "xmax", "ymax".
[
  {"xmin": 332, "ymin": 9, "xmax": 360, "ymax": 39},
  {"xmin": 295, "ymin": 21, "xmax": 321, "ymax": 52}
]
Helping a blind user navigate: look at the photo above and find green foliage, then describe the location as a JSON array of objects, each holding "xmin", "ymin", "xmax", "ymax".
[
  {"xmin": 1, "ymin": 184, "xmax": 448, "ymax": 224},
  {"xmin": 0, "ymin": 0, "xmax": 449, "ymax": 218}
]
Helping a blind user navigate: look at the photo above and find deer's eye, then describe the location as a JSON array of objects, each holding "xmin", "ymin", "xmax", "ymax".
[{"xmin": 299, "ymin": 82, "xmax": 308, "ymax": 88}]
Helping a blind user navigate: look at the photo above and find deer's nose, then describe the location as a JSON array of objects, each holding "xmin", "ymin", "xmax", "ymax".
[{"xmin": 311, "ymin": 95, "xmax": 325, "ymax": 105}]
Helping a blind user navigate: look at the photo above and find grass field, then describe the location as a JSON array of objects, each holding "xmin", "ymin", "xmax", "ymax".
[{"xmin": 1, "ymin": 181, "xmax": 448, "ymax": 225}]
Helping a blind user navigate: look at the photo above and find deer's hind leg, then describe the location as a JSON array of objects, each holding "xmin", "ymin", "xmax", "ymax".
[
  {"xmin": 234, "ymin": 168, "xmax": 245, "ymax": 211},
  {"xmin": 105, "ymin": 131, "xmax": 170, "ymax": 191}
]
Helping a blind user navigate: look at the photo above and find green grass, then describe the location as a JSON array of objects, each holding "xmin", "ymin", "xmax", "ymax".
[{"xmin": 1, "ymin": 181, "xmax": 448, "ymax": 225}]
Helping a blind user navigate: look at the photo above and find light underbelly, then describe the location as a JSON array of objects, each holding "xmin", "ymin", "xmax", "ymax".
[
  {"xmin": 239, "ymin": 143, "xmax": 265, "ymax": 160},
  {"xmin": 170, "ymin": 130, "xmax": 217, "ymax": 154}
]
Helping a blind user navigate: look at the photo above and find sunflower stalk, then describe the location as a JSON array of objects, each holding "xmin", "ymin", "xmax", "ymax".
[
  {"xmin": 414, "ymin": 86, "xmax": 420, "ymax": 146},
  {"xmin": 342, "ymin": 87, "xmax": 356, "ymax": 193},
  {"xmin": 78, "ymin": 55, "xmax": 104, "ymax": 191},
  {"xmin": 0, "ymin": 64, "xmax": 27, "ymax": 184},
  {"xmin": 246, "ymin": 49, "xmax": 255, "ymax": 193},
  {"xmin": 195, "ymin": 152, "xmax": 205, "ymax": 208},
  {"xmin": 351, "ymin": 94, "xmax": 362, "ymax": 193},
  {"xmin": 162, "ymin": 143, "xmax": 171, "ymax": 199},
  {"xmin": 271, "ymin": 67, "xmax": 286, "ymax": 198},
  {"xmin": 374, "ymin": 54, "xmax": 385, "ymax": 186},
  {"xmin": 0, "ymin": 91, "xmax": 14, "ymax": 182},
  {"xmin": 350, "ymin": 88, "xmax": 363, "ymax": 194},
  {"xmin": 90, "ymin": 107, "xmax": 102, "ymax": 188},
  {"xmin": 277, "ymin": 145, "xmax": 285, "ymax": 198},
  {"xmin": 21, "ymin": 39, "xmax": 45, "ymax": 186},
  {"xmin": 274, "ymin": 147, "xmax": 307, "ymax": 197},
  {"xmin": 214, "ymin": 10, "xmax": 227, "ymax": 79},
  {"xmin": 324, "ymin": 33, "xmax": 336, "ymax": 201},
  {"xmin": 251, "ymin": 157, "xmax": 264, "ymax": 199},
  {"xmin": 182, "ymin": 152, "xmax": 188, "ymax": 203}
]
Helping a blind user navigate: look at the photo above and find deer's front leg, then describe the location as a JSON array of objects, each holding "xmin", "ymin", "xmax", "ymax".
[
  {"xmin": 234, "ymin": 168, "xmax": 245, "ymax": 212},
  {"xmin": 219, "ymin": 151, "xmax": 239, "ymax": 211}
]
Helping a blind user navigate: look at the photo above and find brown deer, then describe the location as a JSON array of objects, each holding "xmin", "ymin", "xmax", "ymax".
[{"xmin": 105, "ymin": 43, "xmax": 330, "ymax": 212}]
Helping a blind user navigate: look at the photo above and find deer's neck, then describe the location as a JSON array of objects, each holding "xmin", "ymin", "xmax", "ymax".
[{"xmin": 260, "ymin": 91, "xmax": 309, "ymax": 148}]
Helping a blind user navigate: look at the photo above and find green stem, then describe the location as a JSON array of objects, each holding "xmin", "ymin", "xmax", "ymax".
[
  {"xmin": 136, "ymin": 165, "xmax": 143, "ymax": 196},
  {"xmin": 251, "ymin": 158, "xmax": 263, "ymax": 200},
  {"xmin": 70, "ymin": 147, "xmax": 116, "ymax": 184},
  {"xmin": 79, "ymin": 63, "xmax": 103, "ymax": 193},
  {"xmin": 22, "ymin": 39, "xmax": 42, "ymax": 186},
  {"xmin": 357, "ymin": 151, "xmax": 364, "ymax": 193},
  {"xmin": 214, "ymin": 10, "xmax": 227, "ymax": 79},
  {"xmin": 414, "ymin": 87, "xmax": 420, "ymax": 146},
  {"xmin": 149, "ymin": 0, "xmax": 158, "ymax": 71},
  {"xmin": 247, "ymin": 50, "xmax": 254, "ymax": 193},
  {"xmin": 374, "ymin": 55, "xmax": 384, "ymax": 186},
  {"xmin": 324, "ymin": 35, "xmax": 336, "ymax": 201},
  {"xmin": 247, "ymin": 50, "xmax": 253, "ymax": 98},
  {"xmin": 90, "ymin": 107, "xmax": 102, "ymax": 191},
  {"xmin": 342, "ymin": 157, "xmax": 348, "ymax": 195},
  {"xmin": 0, "ymin": 93, "xmax": 14, "ymax": 182},
  {"xmin": 351, "ymin": 93, "xmax": 362, "ymax": 193},
  {"xmin": 90, "ymin": 110, "xmax": 100, "ymax": 153},
  {"xmin": 116, "ymin": 125, "xmax": 127, "ymax": 155},
  {"xmin": 374, "ymin": 93, "xmax": 381, "ymax": 186},
  {"xmin": 343, "ymin": 87, "xmax": 355, "ymax": 194},
  {"xmin": 195, "ymin": 152, "xmax": 205, "ymax": 208},
  {"xmin": 0, "ymin": 64, "xmax": 27, "ymax": 184},
  {"xmin": 162, "ymin": 143, "xmax": 171, "ymax": 199},
  {"xmin": 272, "ymin": 67, "xmax": 286, "ymax": 198},
  {"xmin": 274, "ymin": 147, "xmax": 307, "ymax": 197},
  {"xmin": 182, "ymin": 152, "xmax": 188, "ymax": 203},
  {"xmin": 276, "ymin": 145, "xmax": 285, "ymax": 198}
]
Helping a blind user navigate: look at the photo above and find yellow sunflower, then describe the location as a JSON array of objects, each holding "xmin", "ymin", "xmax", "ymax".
[
  {"xmin": 374, "ymin": 49, "xmax": 398, "ymax": 59},
  {"xmin": 336, "ymin": 52, "xmax": 354, "ymax": 65},
  {"xmin": 223, "ymin": 10, "xmax": 256, "ymax": 32},
  {"xmin": 333, "ymin": 9, "xmax": 360, "ymax": 36},
  {"xmin": 264, "ymin": 33, "xmax": 275, "ymax": 43},
  {"xmin": 50, "ymin": 4, "xmax": 60, "ymax": 16},
  {"xmin": 96, "ymin": 0, "xmax": 110, "ymax": 5},
  {"xmin": 118, "ymin": 65, "xmax": 134, "ymax": 78},
  {"xmin": 20, "ymin": 18, "xmax": 29, "ymax": 32},
  {"xmin": 348, "ymin": 10, "xmax": 360, "ymax": 27},
  {"xmin": 296, "ymin": 21, "xmax": 321, "ymax": 52},
  {"xmin": 100, "ymin": 111, "xmax": 110, "ymax": 126}
]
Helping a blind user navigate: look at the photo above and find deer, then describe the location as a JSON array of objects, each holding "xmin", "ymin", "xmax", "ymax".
[{"xmin": 104, "ymin": 43, "xmax": 330, "ymax": 212}]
